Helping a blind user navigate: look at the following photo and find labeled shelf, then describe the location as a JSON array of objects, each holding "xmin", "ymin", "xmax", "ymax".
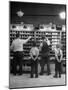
[{"xmin": 10, "ymin": 30, "xmax": 66, "ymax": 59}]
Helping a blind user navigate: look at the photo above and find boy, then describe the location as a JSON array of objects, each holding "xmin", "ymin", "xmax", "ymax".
[
  {"xmin": 30, "ymin": 41, "xmax": 39, "ymax": 78},
  {"xmin": 54, "ymin": 44, "xmax": 63, "ymax": 78}
]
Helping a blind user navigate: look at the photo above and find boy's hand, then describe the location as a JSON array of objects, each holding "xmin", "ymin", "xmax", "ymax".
[
  {"xmin": 29, "ymin": 36, "xmax": 31, "ymax": 39},
  {"xmin": 57, "ymin": 59, "xmax": 61, "ymax": 63}
]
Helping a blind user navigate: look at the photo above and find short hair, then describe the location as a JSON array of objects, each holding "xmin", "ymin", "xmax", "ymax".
[
  {"xmin": 16, "ymin": 33, "xmax": 20, "ymax": 38},
  {"xmin": 42, "ymin": 36, "xmax": 45, "ymax": 40},
  {"xmin": 32, "ymin": 41, "xmax": 36, "ymax": 46},
  {"xmin": 56, "ymin": 44, "xmax": 61, "ymax": 48}
]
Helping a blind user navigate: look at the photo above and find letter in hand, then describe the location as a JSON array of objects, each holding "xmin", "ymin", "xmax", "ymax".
[{"xmin": 29, "ymin": 36, "xmax": 31, "ymax": 39}]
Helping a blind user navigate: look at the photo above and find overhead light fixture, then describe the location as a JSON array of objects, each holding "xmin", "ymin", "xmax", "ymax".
[
  {"xmin": 59, "ymin": 12, "xmax": 66, "ymax": 19},
  {"xmin": 17, "ymin": 10, "xmax": 24, "ymax": 17}
]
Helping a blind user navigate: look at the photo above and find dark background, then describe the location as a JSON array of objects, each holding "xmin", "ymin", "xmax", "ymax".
[{"xmin": 10, "ymin": 1, "xmax": 66, "ymax": 26}]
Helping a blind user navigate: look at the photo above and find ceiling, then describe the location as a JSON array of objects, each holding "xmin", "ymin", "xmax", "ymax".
[{"xmin": 10, "ymin": 1, "xmax": 66, "ymax": 26}]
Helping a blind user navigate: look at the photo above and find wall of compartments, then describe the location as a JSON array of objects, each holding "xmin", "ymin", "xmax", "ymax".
[{"xmin": 10, "ymin": 24, "xmax": 66, "ymax": 60}]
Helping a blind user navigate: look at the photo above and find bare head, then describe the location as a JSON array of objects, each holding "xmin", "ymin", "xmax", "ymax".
[
  {"xmin": 56, "ymin": 44, "xmax": 61, "ymax": 50},
  {"xmin": 16, "ymin": 33, "xmax": 20, "ymax": 38},
  {"xmin": 42, "ymin": 36, "xmax": 46, "ymax": 40},
  {"xmin": 32, "ymin": 41, "xmax": 36, "ymax": 47}
]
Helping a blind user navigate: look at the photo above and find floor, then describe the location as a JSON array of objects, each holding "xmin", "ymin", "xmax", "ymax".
[{"xmin": 9, "ymin": 64, "xmax": 66, "ymax": 89}]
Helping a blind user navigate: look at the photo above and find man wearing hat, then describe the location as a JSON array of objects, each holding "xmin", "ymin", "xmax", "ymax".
[{"xmin": 39, "ymin": 35, "xmax": 51, "ymax": 75}]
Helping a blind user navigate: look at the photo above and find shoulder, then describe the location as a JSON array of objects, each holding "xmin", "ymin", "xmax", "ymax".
[
  {"xmin": 30, "ymin": 47, "xmax": 34, "ymax": 51},
  {"xmin": 40, "ymin": 42, "xmax": 43, "ymax": 46},
  {"xmin": 54, "ymin": 48, "xmax": 57, "ymax": 53},
  {"xmin": 12, "ymin": 39, "xmax": 16, "ymax": 44},
  {"xmin": 19, "ymin": 38, "xmax": 23, "ymax": 41},
  {"xmin": 19, "ymin": 39, "xmax": 25, "ymax": 43}
]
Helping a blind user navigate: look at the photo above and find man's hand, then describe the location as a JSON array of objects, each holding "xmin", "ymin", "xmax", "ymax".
[
  {"xmin": 28, "ymin": 36, "xmax": 31, "ymax": 39},
  {"xmin": 25, "ymin": 36, "xmax": 32, "ymax": 43}
]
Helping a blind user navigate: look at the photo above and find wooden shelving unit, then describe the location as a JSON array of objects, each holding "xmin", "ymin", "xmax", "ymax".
[{"xmin": 10, "ymin": 30, "xmax": 66, "ymax": 59}]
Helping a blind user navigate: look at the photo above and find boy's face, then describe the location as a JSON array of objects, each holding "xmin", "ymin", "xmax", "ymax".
[
  {"xmin": 44, "ymin": 38, "xmax": 47, "ymax": 42},
  {"xmin": 44, "ymin": 39, "xmax": 46, "ymax": 42}
]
